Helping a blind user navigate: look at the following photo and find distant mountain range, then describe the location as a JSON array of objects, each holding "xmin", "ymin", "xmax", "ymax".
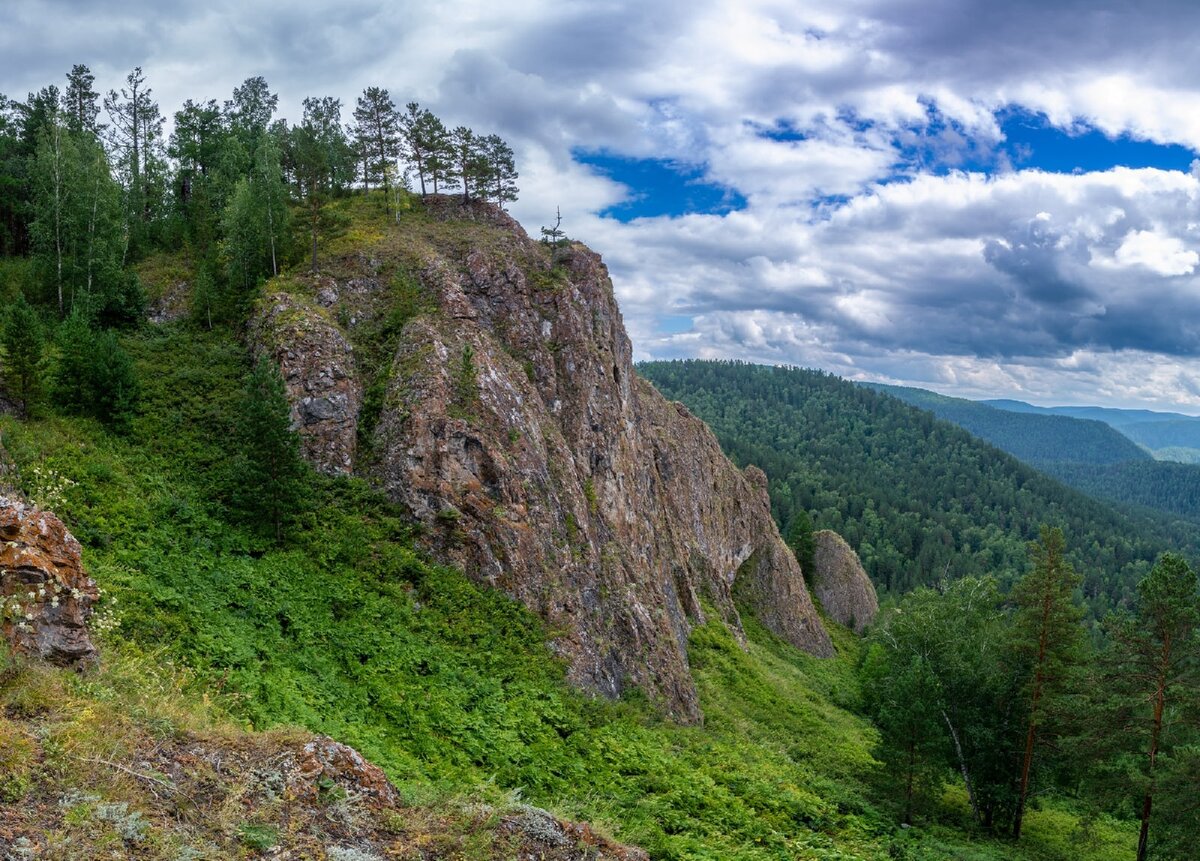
[
  {"xmin": 861, "ymin": 385, "xmax": 1200, "ymax": 525},
  {"xmin": 983, "ymin": 398, "xmax": 1200, "ymax": 460}
]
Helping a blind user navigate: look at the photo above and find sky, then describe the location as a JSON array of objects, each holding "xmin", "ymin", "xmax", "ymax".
[{"xmin": 6, "ymin": 0, "xmax": 1200, "ymax": 412}]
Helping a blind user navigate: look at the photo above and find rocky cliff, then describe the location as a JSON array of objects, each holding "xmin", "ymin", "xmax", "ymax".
[
  {"xmin": 810, "ymin": 530, "xmax": 879, "ymax": 634},
  {"xmin": 254, "ymin": 198, "xmax": 832, "ymax": 720},
  {"xmin": 1, "ymin": 494, "xmax": 99, "ymax": 667}
]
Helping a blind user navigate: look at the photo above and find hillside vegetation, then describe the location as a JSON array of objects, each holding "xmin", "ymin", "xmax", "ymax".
[
  {"xmin": 869, "ymin": 384, "xmax": 1200, "ymax": 523},
  {"xmin": 639, "ymin": 360, "xmax": 1196, "ymax": 614},
  {"xmin": 865, "ymin": 383, "xmax": 1149, "ymax": 466}
]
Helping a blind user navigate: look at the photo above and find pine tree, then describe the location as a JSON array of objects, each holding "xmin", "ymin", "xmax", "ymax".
[
  {"xmin": 52, "ymin": 314, "xmax": 139, "ymax": 432},
  {"xmin": 292, "ymin": 97, "xmax": 351, "ymax": 271},
  {"xmin": 479, "ymin": 133, "xmax": 518, "ymax": 208},
  {"xmin": 1099, "ymin": 554, "xmax": 1200, "ymax": 861},
  {"xmin": 352, "ymin": 87, "xmax": 400, "ymax": 211},
  {"xmin": 104, "ymin": 67, "xmax": 165, "ymax": 240},
  {"xmin": 62, "ymin": 64, "xmax": 102, "ymax": 136},
  {"xmin": 1, "ymin": 294, "xmax": 45, "ymax": 417},
  {"xmin": 232, "ymin": 357, "xmax": 308, "ymax": 543},
  {"xmin": 399, "ymin": 102, "xmax": 431, "ymax": 196},
  {"xmin": 1010, "ymin": 525, "xmax": 1085, "ymax": 839},
  {"xmin": 785, "ymin": 509, "xmax": 816, "ymax": 578}
]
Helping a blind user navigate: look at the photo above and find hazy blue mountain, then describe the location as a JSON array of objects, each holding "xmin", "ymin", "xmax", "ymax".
[{"xmin": 864, "ymin": 383, "xmax": 1150, "ymax": 466}]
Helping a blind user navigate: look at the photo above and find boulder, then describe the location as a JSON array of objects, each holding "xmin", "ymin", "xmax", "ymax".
[
  {"xmin": 0, "ymin": 496, "xmax": 99, "ymax": 666},
  {"xmin": 810, "ymin": 530, "xmax": 879, "ymax": 634}
]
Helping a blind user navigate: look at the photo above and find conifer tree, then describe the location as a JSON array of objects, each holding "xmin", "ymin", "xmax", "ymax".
[
  {"xmin": 1010, "ymin": 525, "xmax": 1085, "ymax": 839},
  {"xmin": 104, "ymin": 67, "xmax": 165, "ymax": 244},
  {"xmin": 232, "ymin": 356, "xmax": 308, "ymax": 543},
  {"xmin": 291, "ymin": 97, "xmax": 353, "ymax": 271},
  {"xmin": 1, "ymin": 294, "xmax": 45, "ymax": 417},
  {"xmin": 399, "ymin": 102, "xmax": 431, "ymax": 196},
  {"xmin": 62, "ymin": 64, "xmax": 102, "ymax": 136},
  {"xmin": 1098, "ymin": 554, "xmax": 1200, "ymax": 861},
  {"xmin": 352, "ymin": 87, "xmax": 401, "ymax": 211},
  {"xmin": 786, "ymin": 508, "xmax": 816, "ymax": 578},
  {"xmin": 479, "ymin": 133, "xmax": 518, "ymax": 207},
  {"xmin": 53, "ymin": 314, "xmax": 139, "ymax": 432}
]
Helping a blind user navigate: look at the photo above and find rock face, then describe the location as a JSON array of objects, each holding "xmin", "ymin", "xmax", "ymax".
[
  {"xmin": 251, "ymin": 290, "xmax": 362, "ymax": 476},
  {"xmin": 810, "ymin": 530, "xmax": 879, "ymax": 634},
  {"xmin": 255, "ymin": 198, "xmax": 832, "ymax": 720},
  {"xmin": 0, "ymin": 495, "xmax": 99, "ymax": 666}
]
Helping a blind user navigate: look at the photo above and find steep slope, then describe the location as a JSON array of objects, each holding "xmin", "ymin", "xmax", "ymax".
[
  {"xmin": 253, "ymin": 197, "xmax": 831, "ymax": 720},
  {"xmin": 639, "ymin": 360, "xmax": 1196, "ymax": 612},
  {"xmin": 865, "ymin": 383, "xmax": 1149, "ymax": 465}
]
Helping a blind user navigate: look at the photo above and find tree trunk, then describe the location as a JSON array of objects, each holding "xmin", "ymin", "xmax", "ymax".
[
  {"xmin": 904, "ymin": 736, "xmax": 916, "ymax": 825},
  {"xmin": 943, "ymin": 710, "xmax": 982, "ymax": 827},
  {"xmin": 1137, "ymin": 643, "xmax": 1171, "ymax": 861},
  {"xmin": 1014, "ymin": 589, "xmax": 1054, "ymax": 838}
]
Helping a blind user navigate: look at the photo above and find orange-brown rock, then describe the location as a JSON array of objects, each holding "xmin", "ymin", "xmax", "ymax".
[
  {"xmin": 292, "ymin": 735, "xmax": 399, "ymax": 805},
  {"xmin": 1, "ymin": 496, "xmax": 99, "ymax": 666},
  {"xmin": 254, "ymin": 197, "xmax": 832, "ymax": 721},
  {"xmin": 811, "ymin": 529, "xmax": 879, "ymax": 634}
]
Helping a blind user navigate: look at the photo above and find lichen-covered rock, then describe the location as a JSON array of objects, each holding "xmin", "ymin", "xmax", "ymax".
[
  {"xmin": 810, "ymin": 530, "xmax": 879, "ymax": 634},
  {"xmin": 259, "ymin": 197, "xmax": 832, "ymax": 720},
  {"xmin": 291, "ymin": 735, "xmax": 398, "ymax": 805},
  {"xmin": 252, "ymin": 290, "xmax": 362, "ymax": 476},
  {"xmin": 147, "ymin": 279, "xmax": 190, "ymax": 325},
  {"xmin": 0, "ymin": 496, "xmax": 99, "ymax": 666}
]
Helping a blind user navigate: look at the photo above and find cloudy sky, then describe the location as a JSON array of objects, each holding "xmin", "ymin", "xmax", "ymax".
[{"xmin": 7, "ymin": 0, "xmax": 1200, "ymax": 411}]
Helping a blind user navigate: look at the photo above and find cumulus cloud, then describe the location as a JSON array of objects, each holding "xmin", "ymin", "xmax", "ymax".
[{"xmin": 6, "ymin": 0, "xmax": 1200, "ymax": 409}]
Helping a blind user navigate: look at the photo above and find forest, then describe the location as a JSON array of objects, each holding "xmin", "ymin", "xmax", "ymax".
[
  {"xmin": 869, "ymin": 383, "xmax": 1200, "ymax": 524},
  {"xmin": 640, "ymin": 360, "xmax": 1197, "ymax": 614}
]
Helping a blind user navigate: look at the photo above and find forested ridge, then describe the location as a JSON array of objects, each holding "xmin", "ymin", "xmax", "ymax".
[
  {"xmin": 865, "ymin": 382, "xmax": 1150, "ymax": 465},
  {"xmin": 865, "ymin": 383, "xmax": 1200, "ymax": 523},
  {"xmin": 639, "ymin": 360, "xmax": 1197, "ymax": 616}
]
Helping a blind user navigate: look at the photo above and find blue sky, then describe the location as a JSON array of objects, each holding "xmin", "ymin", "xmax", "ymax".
[{"xmin": 6, "ymin": 0, "xmax": 1200, "ymax": 410}]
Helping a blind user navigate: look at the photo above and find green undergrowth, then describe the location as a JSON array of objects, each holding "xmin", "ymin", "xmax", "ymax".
[{"xmin": 0, "ymin": 315, "xmax": 1134, "ymax": 857}]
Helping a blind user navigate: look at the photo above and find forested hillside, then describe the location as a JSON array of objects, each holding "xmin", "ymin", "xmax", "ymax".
[
  {"xmin": 866, "ymin": 383, "xmax": 1149, "ymax": 465},
  {"xmin": 868, "ymin": 384, "xmax": 1200, "ymax": 523},
  {"xmin": 640, "ymin": 360, "xmax": 1196, "ymax": 615}
]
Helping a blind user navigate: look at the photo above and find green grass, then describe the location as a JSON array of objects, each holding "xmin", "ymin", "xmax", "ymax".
[{"xmin": 0, "ymin": 300, "xmax": 1137, "ymax": 858}]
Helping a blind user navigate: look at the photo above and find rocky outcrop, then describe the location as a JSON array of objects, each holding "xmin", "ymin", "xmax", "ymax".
[
  {"xmin": 810, "ymin": 530, "xmax": 879, "ymax": 634},
  {"xmin": 255, "ymin": 197, "xmax": 832, "ymax": 721},
  {"xmin": 1, "ymin": 495, "xmax": 99, "ymax": 666},
  {"xmin": 252, "ymin": 290, "xmax": 362, "ymax": 476}
]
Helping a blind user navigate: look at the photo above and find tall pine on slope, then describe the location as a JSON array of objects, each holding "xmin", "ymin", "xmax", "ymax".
[
  {"xmin": 1096, "ymin": 554, "xmax": 1199, "ymax": 861},
  {"xmin": 1, "ymin": 294, "xmax": 45, "ymax": 417},
  {"xmin": 232, "ymin": 356, "xmax": 308, "ymax": 544},
  {"xmin": 786, "ymin": 508, "xmax": 816, "ymax": 580},
  {"xmin": 1010, "ymin": 525, "xmax": 1085, "ymax": 839}
]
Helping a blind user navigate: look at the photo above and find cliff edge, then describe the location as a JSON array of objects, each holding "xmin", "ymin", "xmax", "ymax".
[{"xmin": 254, "ymin": 197, "xmax": 832, "ymax": 720}]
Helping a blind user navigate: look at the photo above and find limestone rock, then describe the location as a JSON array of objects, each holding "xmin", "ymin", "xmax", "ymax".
[
  {"xmin": 251, "ymin": 290, "xmax": 362, "ymax": 476},
  {"xmin": 810, "ymin": 530, "xmax": 879, "ymax": 634},
  {"xmin": 0, "ymin": 496, "xmax": 99, "ymax": 666},
  {"xmin": 259, "ymin": 197, "xmax": 833, "ymax": 720}
]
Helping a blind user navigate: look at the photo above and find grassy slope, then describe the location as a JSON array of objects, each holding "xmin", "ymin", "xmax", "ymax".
[{"xmin": 0, "ymin": 198, "xmax": 1136, "ymax": 860}]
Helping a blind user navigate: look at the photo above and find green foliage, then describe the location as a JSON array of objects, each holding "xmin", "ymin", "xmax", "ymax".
[
  {"xmin": 1009, "ymin": 526, "xmax": 1086, "ymax": 838},
  {"xmin": 640, "ymin": 360, "xmax": 1194, "ymax": 619},
  {"xmin": 866, "ymin": 384, "xmax": 1150, "ymax": 467},
  {"xmin": 229, "ymin": 356, "xmax": 309, "ymax": 543},
  {"xmin": 52, "ymin": 314, "xmax": 139, "ymax": 432},
  {"xmin": 786, "ymin": 509, "xmax": 816, "ymax": 580},
  {"xmin": 1089, "ymin": 554, "xmax": 1199, "ymax": 860},
  {"xmin": 2, "ymin": 292, "xmax": 46, "ymax": 416}
]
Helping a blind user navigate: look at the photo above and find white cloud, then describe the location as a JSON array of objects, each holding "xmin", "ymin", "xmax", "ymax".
[{"xmin": 8, "ymin": 0, "xmax": 1200, "ymax": 409}]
